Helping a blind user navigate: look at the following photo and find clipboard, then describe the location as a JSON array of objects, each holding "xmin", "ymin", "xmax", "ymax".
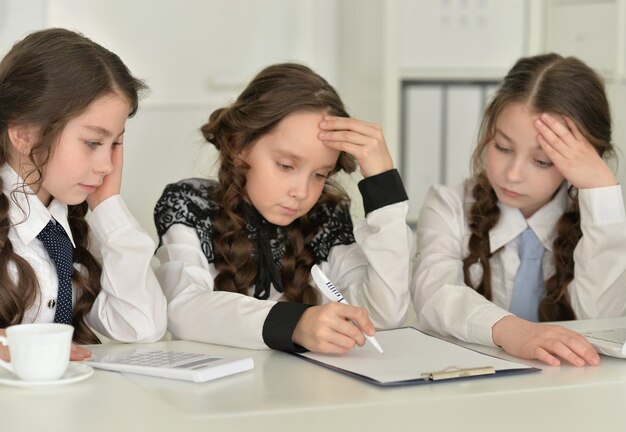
[{"xmin": 294, "ymin": 327, "xmax": 540, "ymax": 386}]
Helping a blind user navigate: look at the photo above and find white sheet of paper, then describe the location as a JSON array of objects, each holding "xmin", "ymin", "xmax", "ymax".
[{"xmin": 298, "ymin": 327, "xmax": 534, "ymax": 384}]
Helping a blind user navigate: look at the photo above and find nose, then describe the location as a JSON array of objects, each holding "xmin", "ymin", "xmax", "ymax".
[
  {"xmin": 95, "ymin": 150, "xmax": 114, "ymax": 176},
  {"xmin": 288, "ymin": 175, "xmax": 310, "ymax": 200},
  {"xmin": 505, "ymin": 156, "xmax": 526, "ymax": 183}
]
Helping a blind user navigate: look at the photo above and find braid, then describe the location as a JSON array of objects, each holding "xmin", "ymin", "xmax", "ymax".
[
  {"xmin": 0, "ymin": 179, "xmax": 39, "ymax": 327},
  {"xmin": 280, "ymin": 207, "xmax": 323, "ymax": 305},
  {"xmin": 212, "ymin": 150, "xmax": 256, "ymax": 295},
  {"xmin": 462, "ymin": 177, "xmax": 501, "ymax": 299},
  {"xmin": 539, "ymin": 188, "xmax": 579, "ymax": 321},
  {"xmin": 280, "ymin": 184, "xmax": 350, "ymax": 305}
]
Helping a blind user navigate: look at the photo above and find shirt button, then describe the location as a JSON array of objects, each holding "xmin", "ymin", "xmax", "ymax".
[{"xmin": 47, "ymin": 299, "xmax": 56, "ymax": 309}]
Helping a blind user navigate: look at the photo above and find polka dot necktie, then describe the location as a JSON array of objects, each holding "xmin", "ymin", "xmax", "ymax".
[
  {"xmin": 510, "ymin": 227, "xmax": 545, "ymax": 322},
  {"xmin": 36, "ymin": 220, "xmax": 74, "ymax": 325}
]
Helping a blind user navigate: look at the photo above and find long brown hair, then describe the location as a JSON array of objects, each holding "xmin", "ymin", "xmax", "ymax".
[
  {"xmin": 0, "ymin": 28, "xmax": 146, "ymax": 342},
  {"xmin": 201, "ymin": 63, "xmax": 356, "ymax": 304},
  {"xmin": 463, "ymin": 53, "xmax": 613, "ymax": 321}
]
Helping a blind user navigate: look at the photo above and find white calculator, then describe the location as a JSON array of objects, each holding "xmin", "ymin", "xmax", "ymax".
[{"xmin": 85, "ymin": 349, "xmax": 254, "ymax": 383}]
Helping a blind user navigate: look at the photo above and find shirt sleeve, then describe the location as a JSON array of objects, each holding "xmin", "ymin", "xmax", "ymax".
[
  {"xmin": 85, "ymin": 195, "xmax": 167, "ymax": 343},
  {"xmin": 318, "ymin": 169, "xmax": 414, "ymax": 329},
  {"xmin": 569, "ymin": 184, "xmax": 626, "ymax": 318},
  {"xmin": 412, "ymin": 184, "xmax": 511, "ymax": 347},
  {"xmin": 155, "ymin": 223, "xmax": 296, "ymax": 350},
  {"xmin": 156, "ymin": 169, "xmax": 412, "ymax": 350},
  {"xmin": 154, "ymin": 177, "xmax": 315, "ymax": 352}
]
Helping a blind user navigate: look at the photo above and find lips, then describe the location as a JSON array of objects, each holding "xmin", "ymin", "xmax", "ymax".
[
  {"xmin": 499, "ymin": 186, "xmax": 522, "ymax": 198},
  {"xmin": 279, "ymin": 205, "xmax": 299, "ymax": 215},
  {"xmin": 80, "ymin": 184, "xmax": 99, "ymax": 192}
]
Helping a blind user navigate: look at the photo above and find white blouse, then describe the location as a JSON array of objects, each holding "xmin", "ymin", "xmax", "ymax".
[
  {"xmin": 412, "ymin": 181, "xmax": 626, "ymax": 347},
  {"xmin": 2, "ymin": 164, "xmax": 167, "ymax": 342},
  {"xmin": 155, "ymin": 200, "xmax": 413, "ymax": 350}
]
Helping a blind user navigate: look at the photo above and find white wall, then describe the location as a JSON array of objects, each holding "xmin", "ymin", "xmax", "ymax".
[
  {"xmin": 0, "ymin": 0, "xmax": 346, "ymax": 240},
  {"xmin": 1, "ymin": 0, "xmax": 625, "ymax": 239}
]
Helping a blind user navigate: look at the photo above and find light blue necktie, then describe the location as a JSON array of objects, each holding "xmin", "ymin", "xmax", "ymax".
[{"xmin": 510, "ymin": 227, "xmax": 545, "ymax": 322}]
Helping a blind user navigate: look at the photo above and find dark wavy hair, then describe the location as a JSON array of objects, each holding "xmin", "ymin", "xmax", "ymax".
[
  {"xmin": 463, "ymin": 53, "xmax": 614, "ymax": 321},
  {"xmin": 0, "ymin": 28, "xmax": 146, "ymax": 343},
  {"xmin": 201, "ymin": 63, "xmax": 357, "ymax": 304}
]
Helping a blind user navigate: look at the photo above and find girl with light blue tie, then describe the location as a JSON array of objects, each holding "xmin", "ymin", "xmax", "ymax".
[
  {"xmin": 412, "ymin": 53, "xmax": 626, "ymax": 366},
  {"xmin": 0, "ymin": 28, "xmax": 167, "ymax": 361}
]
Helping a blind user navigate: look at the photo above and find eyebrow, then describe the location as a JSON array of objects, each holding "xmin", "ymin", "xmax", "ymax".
[
  {"xmin": 494, "ymin": 128, "xmax": 513, "ymax": 143},
  {"xmin": 274, "ymin": 149, "xmax": 336, "ymax": 171},
  {"xmin": 83, "ymin": 125, "xmax": 125, "ymax": 138},
  {"xmin": 495, "ymin": 127, "xmax": 543, "ymax": 151}
]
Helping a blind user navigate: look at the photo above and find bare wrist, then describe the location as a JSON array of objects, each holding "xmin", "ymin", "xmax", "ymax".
[{"xmin": 491, "ymin": 314, "xmax": 516, "ymax": 347}]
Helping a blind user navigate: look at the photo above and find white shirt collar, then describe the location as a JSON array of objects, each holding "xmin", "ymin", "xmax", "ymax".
[
  {"xmin": 489, "ymin": 182, "xmax": 569, "ymax": 253},
  {"xmin": 1, "ymin": 164, "xmax": 76, "ymax": 247}
]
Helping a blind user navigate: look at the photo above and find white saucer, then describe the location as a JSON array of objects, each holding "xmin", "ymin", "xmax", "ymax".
[{"xmin": 0, "ymin": 362, "xmax": 94, "ymax": 387}]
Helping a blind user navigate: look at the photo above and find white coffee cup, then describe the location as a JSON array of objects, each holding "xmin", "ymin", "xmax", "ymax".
[{"xmin": 0, "ymin": 323, "xmax": 73, "ymax": 381}]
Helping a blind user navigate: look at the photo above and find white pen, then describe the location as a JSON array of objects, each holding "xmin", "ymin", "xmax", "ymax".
[{"xmin": 310, "ymin": 265, "xmax": 384, "ymax": 354}]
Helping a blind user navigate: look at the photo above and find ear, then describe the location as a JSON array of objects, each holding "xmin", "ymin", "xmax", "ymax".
[
  {"xmin": 7, "ymin": 124, "xmax": 38, "ymax": 156},
  {"xmin": 237, "ymin": 146, "xmax": 250, "ymax": 163}
]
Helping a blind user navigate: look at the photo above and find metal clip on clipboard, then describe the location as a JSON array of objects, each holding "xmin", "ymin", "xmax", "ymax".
[{"xmin": 422, "ymin": 366, "xmax": 496, "ymax": 381}]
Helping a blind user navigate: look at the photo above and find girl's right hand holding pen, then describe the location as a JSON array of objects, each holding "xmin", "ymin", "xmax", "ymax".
[{"xmin": 292, "ymin": 303, "xmax": 376, "ymax": 353}]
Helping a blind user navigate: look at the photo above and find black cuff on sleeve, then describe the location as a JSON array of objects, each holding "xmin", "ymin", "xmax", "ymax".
[
  {"xmin": 358, "ymin": 169, "xmax": 408, "ymax": 215},
  {"xmin": 262, "ymin": 302, "xmax": 312, "ymax": 352}
]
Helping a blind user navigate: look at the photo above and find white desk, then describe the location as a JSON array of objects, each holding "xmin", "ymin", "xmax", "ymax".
[{"xmin": 2, "ymin": 321, "xmax": 626, "ymax": 432}]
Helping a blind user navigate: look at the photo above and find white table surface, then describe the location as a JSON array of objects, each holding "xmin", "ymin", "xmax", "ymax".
[{"xmin": 3, "ymin": 319, "xmax": 626, "ymax": 432}]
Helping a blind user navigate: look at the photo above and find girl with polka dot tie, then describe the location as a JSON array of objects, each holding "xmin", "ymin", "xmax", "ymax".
[{"xmin": 0, "ymin": 28, "xmax": 167, "ymax": 362}]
